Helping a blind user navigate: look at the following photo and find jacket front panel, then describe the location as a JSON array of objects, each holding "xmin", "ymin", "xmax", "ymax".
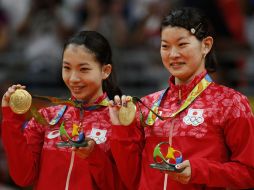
[
  {"xmin": 2, "ymin": 93, "xmax": 123, "ymax": 190},
  {"xmin": 31, "ymin": 104, "xmax": 112, "ymax": 190},
  {"xmin": 110, "ymin": 72, "xmax": 254, "ymax": 190},
  {"xmin": 138, "ymin": 73, "xmax": 254, "ymax": 190}
]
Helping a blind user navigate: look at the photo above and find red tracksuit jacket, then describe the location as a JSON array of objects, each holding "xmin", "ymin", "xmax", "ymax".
[
  {"xmin": 1, "ymin": 93, "xmax": 125, "ymax": 190},
  {"xmin": 110, "ymin": 72, "xmax": 254, "ymax": 190}
]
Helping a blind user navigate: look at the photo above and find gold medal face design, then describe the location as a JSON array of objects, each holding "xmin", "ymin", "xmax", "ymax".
[
  {"xmin": 9, "ymin": 89, "xmax": 32, "ymax": 114},
  {"xmin": 119, "ymin": 101, "xmax": 136, "ymax": 126}
]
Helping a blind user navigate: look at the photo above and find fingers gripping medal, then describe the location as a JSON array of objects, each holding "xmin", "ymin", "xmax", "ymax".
[
  {"xmin": 119, "ymin": 101, "xmax": 136, "ymax": 126},
  {"xmin": 9, "ymin": 89, "xmax": 32, "ymax": 114}
]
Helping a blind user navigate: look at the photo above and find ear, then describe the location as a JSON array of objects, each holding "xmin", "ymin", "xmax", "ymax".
[
  {"xmin": 202, "ymin": 36, "xmax": 213, "ymax": 56},
  {"xmin": 102, "ymin": 64, "xmax": 112, "ymax": 80}
]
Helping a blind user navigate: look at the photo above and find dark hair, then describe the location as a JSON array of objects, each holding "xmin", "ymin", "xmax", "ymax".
[
  {"xmin": 161, "ymin": 7, "xmax": 217, "ymax": 72},
  {"xmin": 63, "ymin": 30, "xmax": 122, "ymax": 99}
]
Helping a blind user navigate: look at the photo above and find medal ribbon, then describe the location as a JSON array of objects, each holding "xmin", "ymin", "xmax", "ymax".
[
  {"xmin": 30, "ymin": 95, "xmax": 109, "ymax": 126},
  {"xmin": 83, "ymin": 98, "xmax": 109, "ymax": 110},
  {"xmin": 134, "ymin": 74, "xmax": 213, "ymax": 127},
  {"xmin": 32, "ymin": 95, "xmax": 109, "ymax": 110}
]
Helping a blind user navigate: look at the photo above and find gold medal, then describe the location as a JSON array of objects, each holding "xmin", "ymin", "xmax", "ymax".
[
  {"xmin": 119, "ymin": 101, "xmax": 136, "ymax": 126},
  {"xmin": 9, "ymin": 89, "xmax": 32, "ymax": 114}
]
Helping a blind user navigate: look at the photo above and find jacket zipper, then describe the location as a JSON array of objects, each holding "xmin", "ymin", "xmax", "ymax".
[
  {"xmin": 65, "ymin": 151, "xmax": 75, "ymax": 190},
  {"xmin": 65, "ymin": 109, "xmax": 84, "ymax": 190},
  {"xmin": 178, "ymin": 88, "xmax": 182, "ymax": 105}
]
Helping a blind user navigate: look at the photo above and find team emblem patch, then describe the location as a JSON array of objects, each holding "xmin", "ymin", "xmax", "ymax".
[
  {"xmin": 183, "ymin": 108, "xmax": 204, "ymax": 126},
  {"xmin": 88, "ymin": 128, "xmax": 107, "ymax": 144}
]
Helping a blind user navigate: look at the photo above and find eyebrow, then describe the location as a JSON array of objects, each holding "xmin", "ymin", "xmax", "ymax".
[
  {"xmin": 62, "ymin": 61, "xmax": 90, "ymax": 66},
  {"xmin": 161, "ymin": 36, "xmax": 188, "ymax": 43}
]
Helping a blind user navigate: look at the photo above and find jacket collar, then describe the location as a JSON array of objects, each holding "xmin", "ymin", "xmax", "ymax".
[
  {"xmin": 168, "ymin": 71, "xmax": 208, "ymax": 100},
  {"xmin": 70, "ymin": 92, "xmax": 108, "ymax": 108}
]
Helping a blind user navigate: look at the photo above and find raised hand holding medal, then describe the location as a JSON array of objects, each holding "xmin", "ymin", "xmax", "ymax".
[
  {"xmin": 119, "ymin": 101, "xmax": 136, "ymax": 126},
  {"xmin": 9, "ymin": 88, "xmax": 32, "ymax": 114},
  {"xmin": 2, "ymin": 84, "xmax": 89, "ymax": 148},
  {"xmin": 109, "ymin": 95, "xmax": 137, "ymax": 126}
]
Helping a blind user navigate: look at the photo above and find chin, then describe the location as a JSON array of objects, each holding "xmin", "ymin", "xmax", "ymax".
[
  {"xmin": 72, "ymin": 94, "xmax": 85, "ymax": 101},
  {"xmin": 171, "ymin": 72, "xmax": 184, "ymax": 78}
]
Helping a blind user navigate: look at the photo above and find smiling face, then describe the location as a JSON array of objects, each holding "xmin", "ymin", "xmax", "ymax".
[
  {"xmin": 62, "ymin": 44, "xmax": 111, "ymax": 103},
  {"xmin": 160, "ymin": 26, "xmax": 212, "ymax": 85}
]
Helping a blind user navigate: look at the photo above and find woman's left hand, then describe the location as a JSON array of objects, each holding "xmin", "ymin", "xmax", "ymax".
[
  {"xmin": 108, "ymin": 95, "xmax": 132, "ymax": 125},
  {"xmin": 72, "ymin": 138, "xmax": 96, "ymax": 159},
  {"xmin": 166, "ymin": 160, "xmax": 191, "ymax": 184}
]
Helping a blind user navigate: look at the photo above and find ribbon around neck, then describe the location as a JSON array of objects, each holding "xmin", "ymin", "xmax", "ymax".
[
  {"xmin": 28, "ymin": 95, "xmax": 109, "ymax": 126},
  {"xmin": 133, "ymin": 74, "xmax": 213, "ymax": 127}
]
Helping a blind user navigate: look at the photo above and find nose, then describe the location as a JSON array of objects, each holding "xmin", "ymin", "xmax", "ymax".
[
  {"xmin": 168, "ymin": 46, "xmax": 180, "ymax": 58},
  {"xmin": 69, "ymin": 71, "xmax": 81, "ymax": 82}
]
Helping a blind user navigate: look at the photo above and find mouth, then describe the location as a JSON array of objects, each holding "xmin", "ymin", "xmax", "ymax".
[
  {"xmin": 170, "ymin": 62, "xmax": 185, "ymax": 68},
  {"xmin": 71, "ymin": 86, "xmax": 84, "ymax": 93},
  {"xmin": 170, "ymin": 62, "xmax": 184, "ymax": 66}
]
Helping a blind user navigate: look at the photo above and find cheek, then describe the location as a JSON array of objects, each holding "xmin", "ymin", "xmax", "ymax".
[
  {"xmin": 188, "ymin": 50, "xmax": 203, "ymax": 65},
  {"xmin": 84, "ymin": 74, "xmax": 101, "ymax": 86},
  {"xmin": 186, "ymin": 45, "xmax": 203, "ymax": 59},
  {"xmin": 93, "ymin": 75, "xmax": 103, "ymax": 86},
  {"xmin": 62, "ymin": 72, "xmax": 70, "ymax": 85},
  {"xmin": 160, "ymin": 51, "xmax": 168, "ymax": 62}
]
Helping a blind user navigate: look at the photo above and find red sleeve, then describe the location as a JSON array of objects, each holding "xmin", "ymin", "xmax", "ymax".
[
  {"xmin": 190, "ymin": 100, "xmax": 254, "ymax": 188},
  {"xmin": 1, "ymin": 107, "xmax": 42, "ymax": 187},
  {"xmin": 85, "ymin": 144, "xmax": 117, "ymax": 190},
  {"xmin": 110, "ymin": 121, "xmax": 144, "ymax": 190}
]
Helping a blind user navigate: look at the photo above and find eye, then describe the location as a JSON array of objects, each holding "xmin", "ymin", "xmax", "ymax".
[
  {"xmin": 179, "ymin": 42, "xmax": 188, "ymax": 47},
  {"xmin": 80, "ymin": 68, "xmax": 90, "ymax": 72},
  {"xmin": 62, "ymin": 65, "xmax": 70, "ymax": 70},
  {"xmin": 161, "ymin": 44, "xmax": 169, "ymax": 49}
]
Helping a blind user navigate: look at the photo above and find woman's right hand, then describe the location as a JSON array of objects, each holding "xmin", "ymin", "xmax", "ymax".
[
  {"xmin": 108, "ymin": 95, "xmax": 132, "ymax": 125},
  {"xmin": 1, "ymin": 84, "xmax": 26, "ymax": 107},
  {"xmin": 72, "ymin": 138, "xmax": 96, "ymax": 159}
]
